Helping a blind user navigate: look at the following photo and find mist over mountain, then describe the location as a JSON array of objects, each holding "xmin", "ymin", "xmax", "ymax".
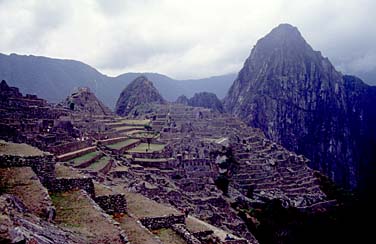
[
  {"xmin": 0, "ymin": 53, "xmax": 236, "ymax": 108},
  {"xmin": 355, "ymin": 69, "xmax": 376, "ymax": 85}
]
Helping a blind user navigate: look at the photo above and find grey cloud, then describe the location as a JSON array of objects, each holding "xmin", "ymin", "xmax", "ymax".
[{"xmin": 0, "ymin": 0, "xmax": 376, "ymax": 82}]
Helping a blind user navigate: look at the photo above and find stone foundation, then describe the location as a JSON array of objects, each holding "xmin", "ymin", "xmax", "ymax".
[
  {"xmin": 48, "ymin": 178, "xmax": 95, "ymax": 197},
  {"xmin": 0, "ymin": 154, "xmax": 55, "ymax": 185},
  {"xmin": 47, "ymin": 140, "xmax": 93, "ymax": 155},
  {"xmin": 140, "ymin": 214, "xmax": 185, "ymax": 230},
  {"xmin": 171, "ymin": 224, "xmax": 201, "ymax": 244},
  {"xmin": 56, "ymin": 146, "xmax": 96, "ymax": 162},
  {"xmin": 94, "ymin": 194, "xmax": 127, "ymax": 214},
  {"xmin": 75, "ymin": 153, "xmax": 103, "ymax": 168}
]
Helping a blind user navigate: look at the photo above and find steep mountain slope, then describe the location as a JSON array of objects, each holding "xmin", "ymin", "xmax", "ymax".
[
  {"xmin": 224, "ymin": 24, "xmax": 376, "ymax": 189},
  {"xmin": 0, "ymin": 53, "xmax": 107, "ymax": 103},
  {"xmin": 59, "ymin": 87, "xmax": 113, "ymax": 116},
  {"xmin": 115, "ymin": 76, "xmax": 165, "ymax": 116},
  {"xmin": 0, "ymin": 53, "xmax": 235, "ymax": 108}
]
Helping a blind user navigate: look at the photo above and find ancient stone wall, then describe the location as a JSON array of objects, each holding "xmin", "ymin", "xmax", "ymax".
[
  {"xmin": 140, "ymin": 214, "xmax": 185, "ymax": 230},
  {"xmin": 171, "ymin": 224, "xmax": 201, "ymax": 244},
  {"xmin": 75, "ymin": 153, "xmax": 103, "ymax": 168},
  {"xmin": 223, "ymin": 240, "xmax": 249, "ymax": 244},
  {"xmin": 192, "ymin": 230, "xmax": 214, "ymax": 240},
  {"xmin": 110, "ymin": 141, "xmax": 141, "ymax": 155},
  {"xmin": 130, "ymin": 151, "xmax": 170, "ymax": 159},
  {"xmin": 48, "ymin": 140, "xmax": 93, "ymax": 156},
  {"xmin": 56, "ymin": 146, "xmax": 96, "ymax": 162},
  {"xmin": 94, "ymin": 194, "xmax": 127, "ymax": 214},
  {"xmin": 132, "ymin": 158, "xmax": 174, "ymax": 169},
  {"xmin": 79, "ymin": 190, "xmax": 129, "ymax": 244},
  {"xmin": 48, "ymin": 178, "xmax": 95, "ymax": 197},
  {"xmin": 99, "ymin": 137, "xmax": 128, "ymax": 146},
  {"xmin": 99, "ymin": 159, "xmax": 114, "ymax": 174},
  {"xmin": 0, "ymin": 154, "xmax": 55, "ymax": 185}
]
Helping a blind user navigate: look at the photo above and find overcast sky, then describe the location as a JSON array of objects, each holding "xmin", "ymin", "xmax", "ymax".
[{"xmin": 0, "ymin": 0, "xmax": 375, "ymax": 79}]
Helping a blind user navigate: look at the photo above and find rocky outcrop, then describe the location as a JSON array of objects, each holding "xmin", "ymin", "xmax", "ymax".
[
  {"xmin": 224, "ymin": 23, "xmax": 376, "ymax": 189},
  {"xmin": 176, "ymin": 95, "xmax": 189, "ymax": 105},
  {"xmin": 0, "ymin": 194, "xmax": 85, "ymax": 243},
  {"xmin": 115, "ymin": 76, "xmax": 165, "ymax": 116},
  {"xmin": 179, "ymin": 92, "xmax": 224, "ymax": 112},
  {"xmin": 0, "ymin": 80, "xmax": 22, "ymax": 99},
  {"xmin": 60, "ymin": 87, "xmax": 113, "ymax": 115}
]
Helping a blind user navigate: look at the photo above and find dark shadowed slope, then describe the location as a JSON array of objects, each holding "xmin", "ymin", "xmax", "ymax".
[
  {"xmin": 115, "ymin": 76, "xmax": 165, "ymax": 116},
  {"xmin": 224, "ymin": 23, "xmax": 376, "ymax": 190}
]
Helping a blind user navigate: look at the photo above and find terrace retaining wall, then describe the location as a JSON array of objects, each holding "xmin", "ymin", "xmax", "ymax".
[
  {"xmin": 75, "ymin": 153, "xmax": 103, "ymax": 168},
  {"xmin": 94, "ymin": 194, "xmax": 127, "ymax": 214},
  {"xmin": 0, "ymin": 154, "xmax": 55, "ymax": 185},
  {"xmin": 171, "ymin": 224, "xmax": 201, "ymax": 244},
  {"xmin": 140, "ymin": 214, "xmax": 185, "ymax": 230},
  {"xmin": 99, "ymin": 159, "xmax": 114, "ymax": 174},
  {"xmin": 57, "ymin": 146, "xmax": 96, "ymax": 162},
  {"xmin": 48, "ymin": 178, "xmax": 95, "ymax": 198},
  {"xmin": 48, "ymin": 140, "xmax": 93, "ymax": 155}
]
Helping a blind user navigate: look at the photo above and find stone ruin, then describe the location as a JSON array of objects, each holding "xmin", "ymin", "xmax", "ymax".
[{"xmin": 0, "ymin": 80, "xmax": 336, "ymax": 244}]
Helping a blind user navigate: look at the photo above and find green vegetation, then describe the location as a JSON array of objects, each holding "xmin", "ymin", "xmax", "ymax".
[
  {"xmin": 131, "ymin": 131, "xmax": 160, "ymax": 139},
  {"xmin": 153, "ymin": 228, "xmax": 186, "ymax": 244},
  {"xmin": 51, "ymin": 190, "xmax": 123, "ymax": 243},
  {"xmin": 87, "ymin": 156, "xmax": 110, "ymax": 171},
  {"xmin": 107, "ymin": 139, "xmax": 139, "ymax": 150},
  {"xmin": 114, "ymin": 214, "xmax": 160, "ymax": 244},
  {"xmin": 55, "ymin": 164, "xmax": 83, "ymax": 178},
  {"xmin": 0, "ymin": 167, "xmax": 50, "ymax": 217},
  {"xmin": 127, "ymin": 143, "xmax": 165, "ymax": 153},
  {"xmin": 106, "ymin": 119, "xmax": 150, "ymax": 126},
  {"xmin": 94, "ymin": 182, "xmax": 114, "ymax": 196},
  {"xmin": 71, "ymin": 151, "xmax": 100, "ymax": 165},
  {"xmin": 134, "ymin": 158, "xmax": 170, "ymax": 162},
  {"xmin": 119, "ymin": 191, "xmax": 179, "ymax": 218},
  {"xmin": 114, "ymin": 125, "xmax": 144, "ymax": 131}
]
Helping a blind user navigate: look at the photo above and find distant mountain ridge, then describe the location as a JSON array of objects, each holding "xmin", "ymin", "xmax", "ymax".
[
  {"xmin": 0, "ymin": 53, "xmax": 236, "ymax": 109},
  {"xmin": 176, "ymin": 92, "xmax": 224, "ymax": 112}
]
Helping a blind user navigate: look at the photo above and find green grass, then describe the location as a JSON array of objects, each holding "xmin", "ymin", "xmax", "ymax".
[
  {"xmin": 51, "ymin": 190, "xmax": 124, "ymax": 243},
  {"xmin": 71, "ymin": 151, "xmax": 100, "ymax": 165},
  {"xmin": 127, "ymin": 143, "xmax": 165, "ymax": 153},
  {"xmin": 86, "ymin": 156, "xmax": 110, "ymax": 171},
  {"xmin": 134, "ymin": 158, "xmax": 170, "ymax": 162},
  {"xmin": 107, "ymin": 139, "xmax": 139, "ymax": 150},
  {"xmin": 114, "ymin": 214, "xmax": 160, "ymax": 244},
  {"xmin": 153, "ymin": 228, "xmax": 187, "ymax": 244},
  {"xmin": 114, "ymin": 126, "xmax": 144, "ymax": 131},
  {"xmin": 0, "ymin": 167, "xmax": 50, "ymax": 217},
  {"xmin": 106, "ymin": 119, "xmax": 150, "ymax": 126},
  {"xmin": 131, "ymin": 132, "xmax": 160, "ymax": 139}
]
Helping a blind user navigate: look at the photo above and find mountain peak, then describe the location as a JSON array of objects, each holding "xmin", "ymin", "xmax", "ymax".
[
  {"xmin": 133, "ymin": 75, "xmax": 150, "ymax": 84},
  {"xmin": 255, "ymin": 23, "xmax": 308, "ymax": 54},
  {"xmin": 60, "ymin": 87, "xmax": 113, "ymax": 116},
  {"xmin": 224, "ymin": 24, "xmax": 365, "ymax": 189},
  {"xmin": 115, "ymin": 76, "xmax": 165, "ymax": 116},
  {"xmin": 0, "ymin": 80, "xmax": 9, "ymax": 90},
  {"xmin": 271, "ymin": 23, "xmax": 300, "ymax": 35}
]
